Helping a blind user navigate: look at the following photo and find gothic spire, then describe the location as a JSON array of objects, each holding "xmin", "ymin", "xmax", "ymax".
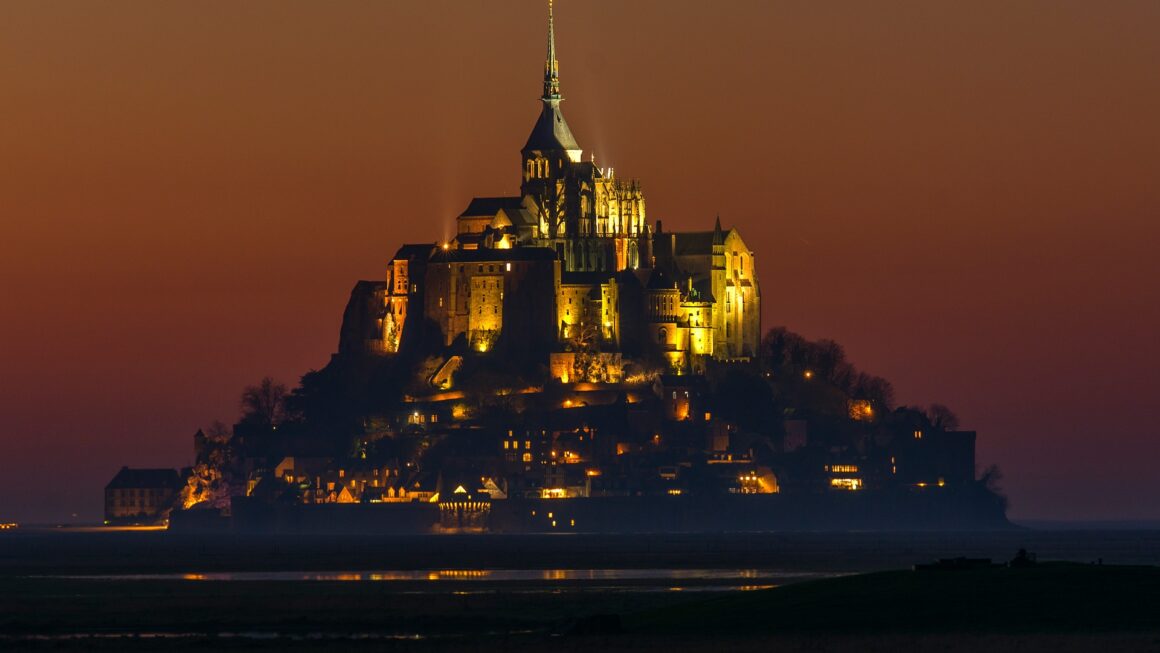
[
  {"xmin": 713, "ymin": 215, "xmax": 724, "ymax": 246},
  {"xmin": 543, "ymin": 0, "xmax": 561, "ymax": 100},
  {"xmin": 523, "ymin": 0, "xmax": 581, "ymax": 157}
]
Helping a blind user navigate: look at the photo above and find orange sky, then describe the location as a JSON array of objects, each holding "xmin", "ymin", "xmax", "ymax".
[{"xmin": 1, "ymin": 0, "xmax": 1158, "ymax": 523}]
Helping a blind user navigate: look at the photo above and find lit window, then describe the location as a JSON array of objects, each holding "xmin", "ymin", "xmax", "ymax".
[{"xmin": 830, "ymin": 478, "xmax": 863, "ymax": 491}]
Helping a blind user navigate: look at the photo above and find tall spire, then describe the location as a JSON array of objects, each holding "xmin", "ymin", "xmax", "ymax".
[
  {"xmin": 543, "ymin": 0, "xmax": 561, "ymax": 100},
  {"xmin": 523, "ymin": 0, "xmax": 581, "ymax": 159}
]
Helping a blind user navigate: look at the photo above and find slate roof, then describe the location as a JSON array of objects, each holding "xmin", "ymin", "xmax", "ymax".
[
  {"xmin": 671, "ymin": 231, "xmax": 717, "ymax": 256},
  {"xmin": 613, "ymin": 268, "xmax": 649, "ymax": 289},
  {"xmin": 105, "ymin": 467, "xmax": 181, "ymax": 490},
  {"xmin": 391, "ymin": 243, "xmax": 437, "ymax": 261},
  {"xmin": 523, "ymin": 101, "xmax": 581, "ymax": 153},
  {"xmin": 646, "ymin": 269, "xmax": 677, "ymax": 290},
  {"xmin": 560, "ymin": 270, "xmax": 616, "ymax": 286},
  {"xmin": 459, "ymin": 197, "xmax": 525, "ymax": 218},
  {"xmin": 430, "ymin": 247, "xmax": 558, "ymax": 264}
]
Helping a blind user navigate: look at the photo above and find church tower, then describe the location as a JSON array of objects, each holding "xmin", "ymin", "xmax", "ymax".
[
  {"xmin": 517, "ymin": 1, "xmax": 649, "ymax": 274},
  {"xmin": 521, "ymin": 0, "xmax": 582, "ymax": 242}
]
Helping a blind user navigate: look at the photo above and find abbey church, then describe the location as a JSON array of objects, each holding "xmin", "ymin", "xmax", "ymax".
[
  {"xmin": 135, "ymin": 1, "xmax": 1002, "ymax": 536},
  {"xmin": 352, "ymin": 2, "xmax": 761, "ymax": 380}
]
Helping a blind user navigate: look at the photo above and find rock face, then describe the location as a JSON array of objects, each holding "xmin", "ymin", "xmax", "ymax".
[{"xmin": 336, "ymin": 280, "xmax": 386, "ymax": 358}]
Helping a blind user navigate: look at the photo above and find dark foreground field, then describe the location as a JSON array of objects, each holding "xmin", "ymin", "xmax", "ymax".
[
  {"xmin": 4, "ymin": 563, "xmax": 1160, "ymax": 651},
  {"xmin": 4, "ymin": 530, "xmax": 1160, "ymax": 651}
]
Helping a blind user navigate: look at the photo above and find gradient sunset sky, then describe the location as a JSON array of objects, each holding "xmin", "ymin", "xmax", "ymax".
[{"xmin": 1, "ymin": 0, "xmax": 1158, "ymax": 523}]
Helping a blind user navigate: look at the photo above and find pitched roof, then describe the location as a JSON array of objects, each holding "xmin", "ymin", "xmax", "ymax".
[
  {"xmin": 612, "ymin": 268, "xmax": 648, "ymax": 289},
  {"xmin": 560, "ymin": 270, "xmax": 615, "ymax": 286},
  {"xmin": 671, "ymin": 231, "xmax": 717, "ymax": 256},
  {"xmin": 431, "ymin": 247, "xmax": 558, "ymax": 263},
  {"xmin": 646, "ymin": 269, "xmax": 677, "ymax": 290},
  {"xmin": 505, "ymin": 206, "xmax": 540, "ymax": 228},
  {"xmin": 106, "ymin": 467, "xmax": 181, "ymax": 490},
  {"xmin": 459, "ymin": 197, "xmax": 525, "ymax": 218},
  {"xmin": 523, "ymin": 101, "xmax": 581, "ymax": 153},
  {"xmin": 391, "ymin": 244, "xmax": 437, "ymax": 261}
]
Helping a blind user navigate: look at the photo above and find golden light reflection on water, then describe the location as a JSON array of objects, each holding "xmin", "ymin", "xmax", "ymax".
[{"xmin": 167, "ymin": 569, "xmax": 792, "ymax": 585}]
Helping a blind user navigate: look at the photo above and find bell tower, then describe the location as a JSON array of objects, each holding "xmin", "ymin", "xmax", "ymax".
[{"xmin": 521, "ymin": 0, "xmax": 583, "ymax": 241}]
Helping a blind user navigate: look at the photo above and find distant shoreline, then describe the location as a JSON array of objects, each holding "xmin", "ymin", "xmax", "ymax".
[{"xmin": 3, "ymin": 529, "xmax": 1160, "ymax": 577}]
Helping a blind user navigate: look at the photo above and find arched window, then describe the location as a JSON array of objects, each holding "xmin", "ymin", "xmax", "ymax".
[{"xmin": 658, "ymin": 327, "xmax": 667, "ymax": 344}]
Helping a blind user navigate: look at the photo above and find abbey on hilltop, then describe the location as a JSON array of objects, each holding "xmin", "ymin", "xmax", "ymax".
[
  {"xmin": 155, "ymin": 2, "xmax": 1005, "ymax": 535},
  {"xmin": 349, "ymin": 1, "xmax": 760, "ymax": 379}
]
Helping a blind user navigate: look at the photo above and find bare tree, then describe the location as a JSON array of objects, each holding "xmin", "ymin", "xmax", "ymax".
[
  {"xmin": 852, "ymin": 373, "xmax": 896, "ymax": 411},
  {"xmin": 569, "ymin": 322, "xmax": 607, "ymax": 383},
  {"xmin": 206, "ymin": 420, "xmax": 232, "ymax": 443},
  {"xmin": 240, "ymin": 377, "xmax": 287, "ymax": 427},
  {"xmin": 927, "ymin": 403, "xmax": 960, "ymax": 431},
  {"xmin": 979, "ymin": 464, "xmax": 1008, "ymax": 510},
  {"xmin": 533, "ymin": 185, "xmax": 566, "ymax": 239}
]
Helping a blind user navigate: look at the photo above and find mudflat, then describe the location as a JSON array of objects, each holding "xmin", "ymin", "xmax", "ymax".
[{"xmin": 3, "ymin": 529, "xmax": 1160, "ymax": 651}]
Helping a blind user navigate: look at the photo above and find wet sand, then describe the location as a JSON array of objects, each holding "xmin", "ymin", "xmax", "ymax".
[{"xmin": 3, "ymin": 529, "xmax": 1160, "ymax": 651}]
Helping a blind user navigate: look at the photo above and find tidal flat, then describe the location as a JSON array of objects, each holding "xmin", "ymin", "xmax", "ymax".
[{"xmin": 3, "ymin": 529, "xmax": 1160, "ymax": 651}]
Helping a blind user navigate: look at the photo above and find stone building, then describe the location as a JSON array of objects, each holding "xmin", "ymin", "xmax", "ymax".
[
  {"xmin": 341, "ymin": 1, "xmax": 761, "ymax": 376},
  {"xmin": 104, "ymin": 467, "xmax": 181, "ymax": 525}
]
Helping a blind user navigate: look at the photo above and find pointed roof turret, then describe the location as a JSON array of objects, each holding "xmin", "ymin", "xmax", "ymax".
[
  {"xmin": 544, "ymin": 0, "xmax": 560, "ymax": 100},
  {"xmin": 523, "ymin": 0, "xmax": 582, "ymax": 159},
  {"xmin": 713, "ymin": 215, "xmax": 725, "ymax": 246}
]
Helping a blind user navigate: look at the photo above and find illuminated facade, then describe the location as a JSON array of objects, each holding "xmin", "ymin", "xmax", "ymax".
[
  {"xmin": 104, "ymin": 467, "xmax": 181, "ymax": 525},
  {"xmin": 373, "ymin": 1, "xmax": 761, "ymax": 374}
]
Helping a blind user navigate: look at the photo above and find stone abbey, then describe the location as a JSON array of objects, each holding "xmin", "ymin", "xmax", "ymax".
[
  {"xmin": 119, "ymin": 2, "xmax": 1005, "ymax": 534},
  {"xmin": 352, "ymin": 1, "xmax": 761, "ymax": 379}
]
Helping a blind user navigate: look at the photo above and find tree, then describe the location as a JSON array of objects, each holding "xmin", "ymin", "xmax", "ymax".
[
  {"xmin": 240, "ymin": 377, "xmax": 287, "ymax": 427},
  {"xmin": 810, "ymin": 339, "xmax": 847, "ymax": 384},
  {"xmin": 979, "ymin": 464, "xmax": 1009, "ymax": 511},
  {"xmin": 568, "ymin": 322, "xmax": 608, "ymax": 383},
  {"xmin": 533, "ymin": 184, "xmax": 566, "ymax": 239},
  {"xmin": 205, "ymin": 420, "xmax": 232, "ymax": 443},
  {"xmin": 927, "ymin": 403, "xmax": 960, "ymax": 431},
  {"xmin": 850, "ymin": 372, "xmax": 896, "ymax": 412}
]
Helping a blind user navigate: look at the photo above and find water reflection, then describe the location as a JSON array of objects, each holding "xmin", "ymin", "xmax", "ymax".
[{"xmin": 98, "ymin": 568, "xmax": 817, "ymax": 583}]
